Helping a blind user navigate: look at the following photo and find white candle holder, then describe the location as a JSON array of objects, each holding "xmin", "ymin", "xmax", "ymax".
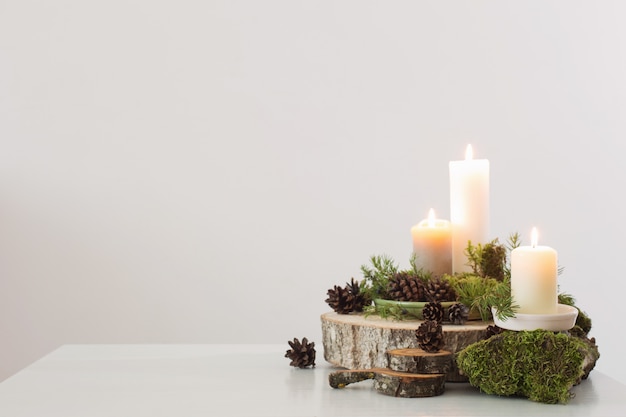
[{"xmin": 491, "ymin": 304, "xmax": 579, "ymax": 331}]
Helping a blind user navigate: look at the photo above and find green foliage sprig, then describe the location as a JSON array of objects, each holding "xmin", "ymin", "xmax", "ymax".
[
  {"xmin": 472, "ymin": 276, "xmax": 518, "ymax": 321},
  {"xmin": 360, "ymin": 254, "xmax": 398, "ymax": 301},
  {"xmin": 363, "ymin": 303, "xmax": 417, "ymax": 321},
  {"xmin": 503, "ymin": 232, "xmax": 522, "ymax": 279},
  {"xmin": 465, "ymin": 233, "xmax": 521, "ymax": 281},
  {"xmin": 444, "ymin": 274, "xmax": 501, "ymax": 321},
  {"xmin": 462, "ymin": 233, "xmax": 521, "ymax": 320}
]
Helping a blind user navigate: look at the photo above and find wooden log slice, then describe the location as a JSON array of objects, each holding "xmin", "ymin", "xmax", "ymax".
[
  {"xmin": 321, "ymin": 311, "xmax": 491, "ymax": 382},
  {"xmin": 328, "ymin": 368, "xmax": 446, "ymax": 398},
  {"xmin": 386, "ymin": 348, "xmax": 453, "ymax": 374},
  {"xmin": 374, "ymin": 369, "xmax": 446, "ymax": 398}
]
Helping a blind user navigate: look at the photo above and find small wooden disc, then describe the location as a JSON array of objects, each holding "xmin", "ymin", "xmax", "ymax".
[
  {"xmin": 374, "ymin": 368, "xmax": 446, "ymax": 398},
  {"xmin": 386, "ymin": 348, "xmax": 453, "ymax": 374}
]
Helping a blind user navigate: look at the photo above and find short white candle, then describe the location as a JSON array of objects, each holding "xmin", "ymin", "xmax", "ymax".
[
  {"xmin": 449, "ymin": 145, "xmax": 490, "ymax": 273},
  {"xmin": 510, "ymin": 228, "xmax": 558, "ymax": 314},
  {"xmin": 410, "ymin": 208, "xmax": 452, "ymax": 277}
]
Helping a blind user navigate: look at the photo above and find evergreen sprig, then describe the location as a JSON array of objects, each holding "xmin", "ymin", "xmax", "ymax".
[
  {"xmin": 461, "ymin": 233, "xmax": 522, "ymax": 320},
  {"xmin": 503, "ymin": 232, "xmax": 522, "ymax": 280},
  {"xmin": 465, "ymin": 236, "xmax": 514, "ymax": 281},
  {"xmin": 445, "ymin": 274, "xmax": 498, "ymax": 319},
  {"xmin": 360, "ymin": 254, "xmax": 398, "ymax": 300},
  {"xmin": 472, "ymin": 276, "xmax": 519, "ymax": 321},
  {"xmin": 364, "ymin": 303, "xmax": 415, "ymax": 321}
]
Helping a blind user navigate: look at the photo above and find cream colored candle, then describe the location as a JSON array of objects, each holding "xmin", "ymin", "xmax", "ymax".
[
  {"xmin": 510, "ymin": 228, "xmax": 558, "ymax": 314},
  {"xmin": 410, "ymin": 208, "xmax": 452, "ymax": 277},
  {"xmin": 449, "ymin": 145, "xmax": 490, "ymax": 273}
]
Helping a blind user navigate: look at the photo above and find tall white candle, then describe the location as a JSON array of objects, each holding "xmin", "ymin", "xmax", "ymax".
[
  {"xmin": 510, "ymin": 228, "xmax": 558, "ymax": 314},
  {"xmin": 449, "ymin": 145, "xmax": 490, "ymax": 273},
  {"xmin": 410, "ymin": 208, "xmax": 452, "ymax": 277}
]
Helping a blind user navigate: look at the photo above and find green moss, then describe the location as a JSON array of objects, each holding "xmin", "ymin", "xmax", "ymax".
[
  {"xmin": 465, "ymin": 235, "xmax": 519, "ymax": 281},
  {"xmin": 457, "ymin": 330, "xmax": 590, "ymax": 404}
]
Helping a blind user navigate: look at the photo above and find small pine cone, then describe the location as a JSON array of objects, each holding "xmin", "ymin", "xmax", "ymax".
[
  {"xmin": 387, "ymin": 271, "xmax": 425, "ymax": 301},
  {"xmin": 285, "ymin": 337, "xmax": 316, "ymax": 368},
  {"xmin": 325, "ymin": 285, "xmax": 355, "ymax": 314},
  {"xmin": 425, "ymin": 277, "xmax": 457, "ymax": 302},
  {"xmin": 346, "ymin": 278, "xmax": 371, "ymax": 312},
  {"xmin": 422, "ymin": 301, "xmax": 444, "ymax": 323},
  {"xmin": 485, "ymin": 325, "xmax": 504, "ymax": 339},
  {"xmin": 415, "ymin": 320, "xmax": 445, "ymax": 353},
  {"xmin": 447, "ymin": 303, "xmax": 469, "ymax": 325}
]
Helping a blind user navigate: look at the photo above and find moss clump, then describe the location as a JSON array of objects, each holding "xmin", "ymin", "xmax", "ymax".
[
  {"xmin": 466, "ymin": 240, "xmax": 507, "ymax": 281},
  {"xmin": 457, "ymin": 330, "xmax": 590, "ymax": 404}
]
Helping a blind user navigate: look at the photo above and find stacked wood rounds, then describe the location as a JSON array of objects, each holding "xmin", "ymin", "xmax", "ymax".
[
  {"xmin": 321, "ymin": 312, "xmax": 490, "ymax": 381},
  {"xmin": 329, "ymin": 348, "xmax": 453, "ymax": 398}
]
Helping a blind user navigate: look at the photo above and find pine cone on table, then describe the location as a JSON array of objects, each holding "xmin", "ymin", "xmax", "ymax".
[
  {"xmin": 448, "ymin": 303, "xmax": 469, "ymax": 325},
  {"xmin": 285, "ymin": 337, "xmax": 316, "ymax": 368},
  {"xmin": 387, "ymin": 271, "xmax": 425, "ymax": 301},
  {"xmin": 415, "ymin": 320, "xmax": 445, "ymax": 353},
  {"xmin": 422, "ymin": 301, "xmax": 444, "ymax": 323}
]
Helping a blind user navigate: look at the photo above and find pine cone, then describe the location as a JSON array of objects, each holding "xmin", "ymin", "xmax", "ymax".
[
  {"xmin": 422, "ymin": 301, "xmax": 444, "ymax": 323},
  {"xmin": 415, "ymin": 320, "xmax": 445, "ymax": 353},
  {"xmin": 285, "ymin": 337, "xmax": 316, "ymax": 368},
  {"xmin": 387, "ymin": 271, "xmax": 425, "ymax": 301},
  {"xmin": 448, "ymin": 303, "xmax": 469, "ymax": 325},
  {"xmin": 485, "ymin": 325, "xmax": 504, "ymax": 339},
  {"xmin": 425, "ymin": 277, "xmax": 457, "ymax": 302},
  {"xmin": 345, "ymin": 278, "xmax": 371, "ymax": 312},
  {"xmin": 325, "ymin": 285, "xmax": 353, "ymax": 314}
]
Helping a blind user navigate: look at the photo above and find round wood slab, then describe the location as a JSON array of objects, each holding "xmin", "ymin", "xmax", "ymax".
[{"xmin": 321, "ymin": 311, "xmax": 492, "ymax": 381}]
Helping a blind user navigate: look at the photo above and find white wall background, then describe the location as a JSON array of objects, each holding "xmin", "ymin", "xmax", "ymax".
[{"xmin": 1, "ymin": 1, "xmax": 625, "ymax": 384}]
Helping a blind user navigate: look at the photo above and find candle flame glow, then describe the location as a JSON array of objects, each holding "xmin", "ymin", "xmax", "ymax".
[
  {"xmin": 465, "ymin": 144, "xmax": 473, "ymax": 160},
  {"xmin": 427, "ymin": 208, "xmax": 436, "ymax": 227},
  {"xmin": 531, "ymin": 227, "xmax": 538, "ymax": 248}
]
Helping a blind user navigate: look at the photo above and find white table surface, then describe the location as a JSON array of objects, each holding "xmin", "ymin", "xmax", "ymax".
[{"xmin": 0, "ymin": 344, "xmax": 623, "ymax": 417}]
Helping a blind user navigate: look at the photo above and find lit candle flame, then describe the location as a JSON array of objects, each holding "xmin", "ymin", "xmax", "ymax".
[
  {"xmin": 465, "ymin": 144, "xmax": 473, "ymax": 160},
  {"xmin": 531, "ymin": 227, "xmax": 538, "ymax": 248},
  {"xmin": 427, "ymin": 208, "xmax": 436, "ymax": 227}
]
